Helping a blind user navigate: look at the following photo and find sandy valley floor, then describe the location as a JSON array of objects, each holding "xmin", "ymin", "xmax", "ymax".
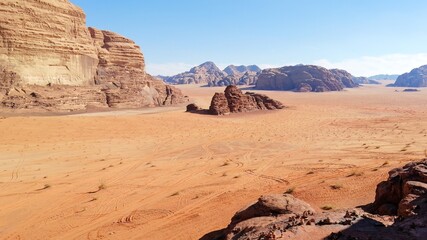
[{"xmin": 0, "ymin": 84, "xmax": 426, "ymax": 239}]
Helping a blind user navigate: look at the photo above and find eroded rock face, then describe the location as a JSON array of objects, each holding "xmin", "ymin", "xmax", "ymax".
[
  {"xmin": 208, "ymin": 85, "xmax": 284, "ymax": 115},
  {"xmin": 373, "ymin": 160, "xmax": 427, "ymax": 217},
  {"xmin": 164, "ymin": 62, "xmax": 227, "ymax": 85},
  {"xmin": 255, "ymin": 65, "xmax": 357, "ymax": 92},
  {"xmin": 163, "ymin": 63, "xmax": 261, "ymax": 86},
  {"xmin": 203, "ymin": 160, "xmax": 427, "ymax": 240},
  {"xmin": 391, "ymin": 65, "xmax": 427, "ymax": 87},
  {"xmin": 0, "ymin": 0, "xmax": 186, "ymax": 111}
]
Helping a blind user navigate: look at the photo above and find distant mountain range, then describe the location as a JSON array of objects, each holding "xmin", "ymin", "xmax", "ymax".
[
  {"xmin": 160, "ymin": 62, "xmax": 261, "ymax": 86},
  {"xmin": 368, "ymin": 74, "xmax": 400, "ymax": 81}
]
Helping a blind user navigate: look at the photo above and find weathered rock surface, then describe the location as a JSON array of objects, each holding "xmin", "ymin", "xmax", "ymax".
[
  {"xmin": 223, "ymin": 65, "xmax": 261, "ymax": 76},
  {"xmin": 255, "ymin": 65, "xmax": 357, "ymax": 92},
  {"xmin": 163, "ymin": 63, "xmax": 260, "ymax": 86},
  {"xmin": 164, "ymin": 62, "xmax": 227, "ymax": 85},
  {"xmin": 0, "ymin": 0, "xmax": 186, "ymax": 111},
  {"xmin": 390, "ymin": 65, "xmax": 427, "ymax": 87},
  {"xmin": 208, "ymin": 85, "xmax": 284, "ymax": 115},
  {"xmin": 352, "ymin": 76, "xmax": 381, "ymax": 85},
  {"xmin": 202, "ymin": 159, "xmax": 427, "ymax": 240}
]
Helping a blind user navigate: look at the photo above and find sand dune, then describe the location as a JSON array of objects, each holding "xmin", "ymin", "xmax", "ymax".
[{"xmin": 0, "ymin": 84, "xmax": 426, "ymax": 239}]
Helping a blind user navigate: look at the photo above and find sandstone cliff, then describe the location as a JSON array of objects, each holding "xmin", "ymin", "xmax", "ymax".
[
  {"xmin": 390, "ymin": 65, "xmax": 427, "ymax": 87},
  {"xmin": 255, "ymin": 65, "xmax": 357, "ymax": 92},
  {"xmin": 0, "ymin": 0, "xmax": 185, "ymax": 111}
]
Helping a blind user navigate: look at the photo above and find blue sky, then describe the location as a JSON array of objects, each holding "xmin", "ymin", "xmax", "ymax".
[{"xmin": 70, "ymin": 0, "xmax": 427, "ymax": 76}]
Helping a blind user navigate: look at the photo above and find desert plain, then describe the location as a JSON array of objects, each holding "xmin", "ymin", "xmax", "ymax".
[{"xmin": 0, "ymin": 83, "xmax": 426, "ymax": 239}]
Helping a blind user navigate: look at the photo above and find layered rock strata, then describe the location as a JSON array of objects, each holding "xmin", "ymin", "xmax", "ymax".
[{"xmin": 0, "ymin": 0, "xmax": 185, "ymax": 111}]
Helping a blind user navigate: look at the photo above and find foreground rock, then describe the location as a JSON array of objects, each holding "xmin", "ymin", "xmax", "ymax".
[
  {"xmin": 202, "ymin": 159, "xmax": 427, "ymax": 240},
  {"xmin": 208, "ymin": 86, "xmax": 284, "ymax": 115},
  {"xmin": 255, "ymin": 65, "xmax": 357, "ymax": 92},
  {"xmin": 0, "ymin": 0, "xmax": 186, "ymax": 111},
  {"xmin": 390, "ymin": 65, "xmax": 427, "ymax": 87}
]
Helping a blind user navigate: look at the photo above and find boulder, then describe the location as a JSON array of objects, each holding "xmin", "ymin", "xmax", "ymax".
[{"xmin": 208, "ymin": 85, "xmax": 284, "ymax": 115}]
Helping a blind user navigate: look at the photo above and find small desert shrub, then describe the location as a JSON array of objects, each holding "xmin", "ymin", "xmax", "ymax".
[
  {"xmin": 43, "ymin": 184, "xmax": 51, "ymax": 189},
  {"xmin": 285, "ymin": 187, "xmax": 295, "ymax": 194},
  {"xmin": 170, "ymin": 191, "xmax": 180, "ymax": 197},
  {"xmin": 98, "ymin": 182, "xmax": 106, "ymax": 191},
  {"xmin": 330, "ymin": 184, "xmax": 343, "ymax": 190},
  {"xmin": 382, "ymin": 161, "xmax": 389, "ymax": 166},
  {"xmin": 321, "ymin": 206, "xmax": 333, "ymax": 211},
  {"xmin": 307, "ymin": 171, "xmax": 315, "ymax": 175}
]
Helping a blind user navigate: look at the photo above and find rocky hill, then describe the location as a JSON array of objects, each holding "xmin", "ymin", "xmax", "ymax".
[
  {"xmin": 163, "ymin": 63, "xmax": 261, "ymax": 86},
  {"xmin": 255, "ymin": 65, "xmax": 358, "ymax": 92},
  {"xmin": 223, "ymin": 65, "xmax": 261, "ymax": 76},
  {"xmin": 369, "ymin": 74, "xmax": 400, "ymax": 81},
  {"xmin": 202, "ymin": 159, "xmax": 427, "ymax": 240},
  {"xmin": 352, "ymin": 77, "xmax": 381, "ymax": 85},
  {"xmin": 162, "ymin": 62, "xmax": 226, "ymax": 85},
  {"xmin": 389, "ymin": 65, "xmax": 427, "ymax": 87},
  {"xmin": 0, "ymin": 0, "xmax": 185, "ymax": 111}
]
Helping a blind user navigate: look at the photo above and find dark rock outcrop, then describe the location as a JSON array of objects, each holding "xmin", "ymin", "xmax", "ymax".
[
  {"xmin": 202, "ymin": 159, "xmax": 427, "ymax": 240},
  {"xmin": 186, "ymin": 103, "xmax": 202, "ymax": 112},
  {"xmin": 208, "ymin": 85, "xmax": 284, "ymax": 115},
  {"xmin": 255, "ymin": 65, "xmax": 357, "ymax": 92},
  {"xmin": 390, "ymin": 65, "xmax": 427, "ymax": 87}
]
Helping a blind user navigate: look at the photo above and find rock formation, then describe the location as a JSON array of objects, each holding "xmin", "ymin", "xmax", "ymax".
[
  {"xmin": 163, "ymin": 63, "xmax": 261, "ymax": 86},
  {"xmin": 0, "ymin": 0, "xmax": 185, "ymax": 111},
  {"xmin": 202, "ymin": 159, "xmax": 427, "ymax": 240},
  {"xmin": 390, "ymin": 65, "xmax": 427, "ymax": 87},
  {"xmin": 255, "ymin": 65, "xmax": 358, "ymax": 92},
  {"xmin": 163, "ymin": 62, "xmax": 227, "ymax": 85},
  {"xmin": 208, "ymin": 85, "xmax": 284, "ymax": 115},
  {"xmin": 223, "ymin": 65, "xmax": 261, "ymax": 76},
  {"xmin": 369, "ymin": 74, "xmax": 400, "ymax": 81},
  {"xmin": 352, "ymin": 76, "xmax": 381, "ymax": 85}
]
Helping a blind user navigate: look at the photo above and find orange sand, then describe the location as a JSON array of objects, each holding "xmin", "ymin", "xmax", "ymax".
[{"xmin": 0, "ymin": 84, "xmax": 426, "ymax": 239}]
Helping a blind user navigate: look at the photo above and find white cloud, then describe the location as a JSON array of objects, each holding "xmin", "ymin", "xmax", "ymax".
[
  {"xmin": 312, "ymin": 53, "xmax": 427, "ymax": 77},
  {"xmin": 145, "ymin": 63, "xmax": 195, "ymax": 76}
]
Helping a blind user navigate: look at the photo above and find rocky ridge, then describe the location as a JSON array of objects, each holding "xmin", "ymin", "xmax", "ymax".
[
  {"xmin": 255, "ymin": 65, "xmax": 358, "ymax": 92},
  {"xmin": 0, "ymin": 0, "xmax": 185, "ymax": 111},
  {"xmin": 163, "ymin": 62, "xmax": 261, "ymax": 86},
  {"xmin": 202, "ymin": 159, "xmax": 427, "ymax": 240},
  {"xmin": 390, "ymin": 65, "xmax": 427, "ymax": 87}
]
